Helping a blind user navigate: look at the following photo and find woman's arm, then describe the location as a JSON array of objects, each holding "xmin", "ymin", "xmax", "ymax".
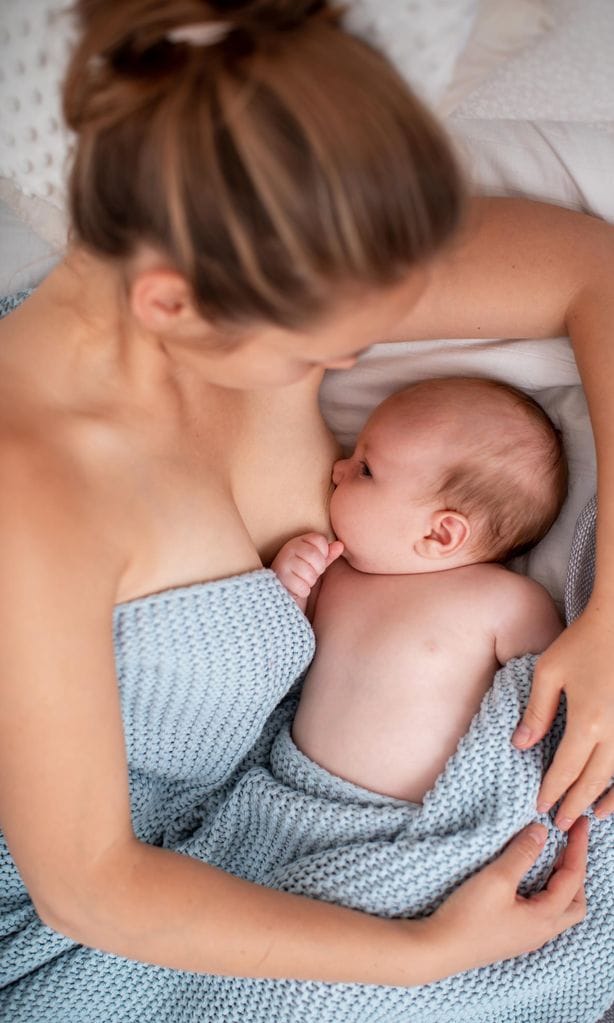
[
  {"xmin": 392, "ymin": 196, "xmax": 614, "ymax": 826},
  {"xmin": 0, "ymin": 439, "xmax": 586, "ymax": 986},
  {"xmin": 390, "ymin": 197, "xmax": 613, "ymax": 343}
]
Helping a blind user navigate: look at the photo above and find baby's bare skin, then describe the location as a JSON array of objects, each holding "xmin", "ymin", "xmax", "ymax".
[
  {"xmin": 275, "ymin": 380, "xmax": 565, "ymax": 803},
  {"xmin": 292, "ymin": 556, "xmax": 562, "ymax": 804}
]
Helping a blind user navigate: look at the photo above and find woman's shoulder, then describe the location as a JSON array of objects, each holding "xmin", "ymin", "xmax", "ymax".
[{"xmin": 0, "ymin": 409, "xmax": 129, "ymax": 606}]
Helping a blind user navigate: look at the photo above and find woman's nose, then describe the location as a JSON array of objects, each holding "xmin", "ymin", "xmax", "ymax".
[{"xmin": 332, "ymin": 458, "xmax": 348, "ymax": 484}]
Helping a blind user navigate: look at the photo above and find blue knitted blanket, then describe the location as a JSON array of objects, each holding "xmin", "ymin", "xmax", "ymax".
[{"xmin": 187, "ymin": 662, "xmax": 613, "ymax": 1023}]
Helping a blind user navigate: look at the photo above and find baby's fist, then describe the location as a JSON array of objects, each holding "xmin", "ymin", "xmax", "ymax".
[{"xmin": 271, "ymin": 532, "xmax": 344, "ymax": 609}]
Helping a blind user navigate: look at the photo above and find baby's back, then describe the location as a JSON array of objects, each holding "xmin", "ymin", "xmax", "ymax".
[{"xmin": 292, "ymin": 558, "xmax": 561, "ymax": 802}]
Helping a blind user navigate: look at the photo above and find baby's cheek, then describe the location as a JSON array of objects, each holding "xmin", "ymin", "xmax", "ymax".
[{"xmin": 329, "ymin": 488, "xmax": 355, "ymax": 544}]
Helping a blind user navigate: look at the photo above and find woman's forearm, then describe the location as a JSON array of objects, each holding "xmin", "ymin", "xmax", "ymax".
[
  {"xmin": 42, "ymin": 839, "xmax": 447, "ymax": 986},
  {"xmin": 566, "ymin": 268, "xmax": 614, "ymax": 602}
]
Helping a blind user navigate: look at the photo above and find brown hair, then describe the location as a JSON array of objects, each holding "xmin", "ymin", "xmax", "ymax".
[{"xmin": 62, "ymin": 0, "xmax": 465, "ymax": 330}]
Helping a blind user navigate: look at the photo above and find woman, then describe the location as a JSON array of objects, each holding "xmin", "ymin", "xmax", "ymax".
[{"xmin": 0, "ymin": 1, "xmax": 610, "ymax": 1019}]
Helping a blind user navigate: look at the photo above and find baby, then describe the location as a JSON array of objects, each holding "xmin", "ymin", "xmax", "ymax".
[{"xmin": 272, "ymin": 377, "xmax": 568, "ymax": 803}]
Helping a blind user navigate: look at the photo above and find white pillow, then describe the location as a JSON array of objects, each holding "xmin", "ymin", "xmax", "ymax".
[
  {"xmin": 441, "ymin": 0, "xmax": 554, "ymax": 115},
  {"xmin": 341, "ymin": 0, "xmax": 480, "ymax": 110},
  {"xmin": 0, "ymin": 1, "xmax": 73, "ymax": 208},
  {"xmin": 0, "ymin": 0, "xmax": 550, "ymax": 243},
  {"xmin": 0, "ymin": 198, "xmax": 59, "ymax": 293}
]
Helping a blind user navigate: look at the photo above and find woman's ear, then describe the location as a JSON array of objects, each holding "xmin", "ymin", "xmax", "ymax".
[
  {"xmin": 414, "ymin": 510, "xmax": 470, "ymax": 560},
  {"xmin": 129, "ymin": 269, "xmax": 204, "ymax": 336}
]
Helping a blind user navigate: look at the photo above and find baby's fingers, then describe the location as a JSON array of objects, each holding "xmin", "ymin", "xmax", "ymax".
[
  {"xmin": 292, "ymin": 539, "xmax": 330, "ymax": 580},
  {"xmin": 325, "ymin": 540, "xmax": 344, "ymax": 567},
  {"xmin": 298, "ymin": 533, "xmax": 331, "ymax": 559}
]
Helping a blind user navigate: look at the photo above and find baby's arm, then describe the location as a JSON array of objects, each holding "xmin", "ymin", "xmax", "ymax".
[
  {"xmin": 494, "ymin": 574, "xmax": 563, "ymax": 665},
  {"xmin": 271, "ymin": 533, "xmax": 344, "ymax": 615}
]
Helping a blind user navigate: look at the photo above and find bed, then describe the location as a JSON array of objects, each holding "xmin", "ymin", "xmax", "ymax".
[{"xmin": 0, "ymin": 1, "xmax": 613, "ymax": 1019}]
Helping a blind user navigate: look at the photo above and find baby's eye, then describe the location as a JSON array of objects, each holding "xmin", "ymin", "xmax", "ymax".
[{"xmin": 358, "ymin": 460, "xmax": 372, "ymax": 478}]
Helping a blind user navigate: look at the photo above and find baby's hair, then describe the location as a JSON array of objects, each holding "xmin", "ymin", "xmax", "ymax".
[
  {"xmin": 389, "ymin": 378, "xmax": 568, "ymax": 563},
  {"xmin": 62, "ymin": 0, "xmax": 465, "ymax": 332}
]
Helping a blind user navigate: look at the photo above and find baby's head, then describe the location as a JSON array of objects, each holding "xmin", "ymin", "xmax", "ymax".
[{"xmin": 329, "ymin": 377, "xmax": 568, "ymax": 574}]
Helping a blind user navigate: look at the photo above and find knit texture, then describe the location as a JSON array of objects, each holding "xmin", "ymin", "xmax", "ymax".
[
  {"xmin": 0, "ymin": 570, "xmax": 316, "ymax": 1020},
  {"xmin": 566, "ymin": 493, "xmax": 597, "ymax": 624},
  {"xmin": 0, "ymin": 290, "xmax": 33, "ymax": 317}
]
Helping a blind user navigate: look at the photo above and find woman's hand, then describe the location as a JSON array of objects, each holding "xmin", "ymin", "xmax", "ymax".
[
  {"xmin": 428, "ymin": 819, "xmax": 588, "ymax": 975},
  {"xmin": 511, "ymin": 605, "xmax": 614, "ymax": 829}
]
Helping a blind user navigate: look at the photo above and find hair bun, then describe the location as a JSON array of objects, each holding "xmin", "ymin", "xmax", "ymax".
[
  {"xmin": 70, "ymin": 0, "xmax": 337, "ymax": 77},
  {"xmin": 208, "ymin": 1, "xmax": 334, "ymax": 32}
]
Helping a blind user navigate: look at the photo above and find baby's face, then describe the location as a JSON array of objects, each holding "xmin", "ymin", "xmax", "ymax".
[{"xmin": 329, "ymin": 405, "xmax": 450, "ymax": 574}]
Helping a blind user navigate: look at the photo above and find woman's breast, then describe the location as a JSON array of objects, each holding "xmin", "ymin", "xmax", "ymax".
[{"xmin": 231, "ymin": 374, "xmax": 340, "ymax": 565}]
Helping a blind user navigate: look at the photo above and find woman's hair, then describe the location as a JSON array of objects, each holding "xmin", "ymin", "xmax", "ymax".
[{"xmin": 63, "ymin": 0, "xmax": 466, "ymax": 330}]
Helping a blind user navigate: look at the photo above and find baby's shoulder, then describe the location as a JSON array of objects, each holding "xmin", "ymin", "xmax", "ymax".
[
  {"xmin": 472, "ymin": 565, "xmax": 563, "ymax": 661},
  {"xmin": 472, "ymin": 563, "xmax": 555, "ymax": 614}
]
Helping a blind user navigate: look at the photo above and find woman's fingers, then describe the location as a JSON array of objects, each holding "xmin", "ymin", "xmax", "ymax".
[
  {"xmin": 595, "ymin": 783, "xmax": 614, "ymax": 820},
  {"xmin": 540, "ymin": 732, "xmax": 609, "ymax": 826},
  {"xmin": 536, "ymin": 728, "xmax": 597, "ymax": 820},
  {"xmin": 493, "ymin": 823, "xmax": 548, "ymax": 887},
  {"xmin": 548, "ymin": 816, "xmax": 588, "ymax": 890},
  {"xmin": 512, "ymin": 662, "xmax": 562, "ymax": 748},
  {"xmin": 549, "ymin": 744, "xmax": 614, "ymax": 828},
  {"xmin": 531, "ymin": 816, "xmax": 588, "ymax": 919}
]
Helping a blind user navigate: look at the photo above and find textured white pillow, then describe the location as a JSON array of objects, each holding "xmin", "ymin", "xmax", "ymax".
[
  {"xmin": 453, "ymin": 0, "xmax": 614, "ymax": 121},
  {"xmin": 0, "ymin": 0, "xmax": 549, "ymax": 241},
  {"xmin": 0, "ymin": 0, "xmax": 481, "ymax": 241},
  {"xmin": 0, "ymin": 1, "xmax": 73, "ymax": 208},
  {"xmin": 441, "ymin": 0, "xmax": 553, "ymax": 115},
  {"xmin": 342, "ymin": 0, "xmax": 479, "ymax": 109}
]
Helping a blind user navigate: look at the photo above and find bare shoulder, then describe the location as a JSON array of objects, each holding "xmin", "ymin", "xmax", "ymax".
[
  {"xmin": 475, "ymin": 565, "xmax": 563, "ymax": 664},
  {"xmin": 0, "ymin": 427, "xmax": 127, "ymax": 605}
]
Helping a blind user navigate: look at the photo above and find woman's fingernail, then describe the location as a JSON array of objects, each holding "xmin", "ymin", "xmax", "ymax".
[
  {"xmin": 512, "ymin": 724, "xmax": 532, "ymax": 746},
  {"xmin": 537, "ymin": 801, "xmax": 552, "ymax": 814},
  {"xmin": 556, "ymin": 816, "xmax": 573, "ymax": 832}
]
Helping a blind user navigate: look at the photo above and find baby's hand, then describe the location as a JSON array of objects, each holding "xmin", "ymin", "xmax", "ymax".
[
  {"xmin": 271, "ymin": 533, "xmax": 344, "ymax": 612},
  {"xmin": 512, "ymin": 605, "xmax": 614, "ymax": 828}
]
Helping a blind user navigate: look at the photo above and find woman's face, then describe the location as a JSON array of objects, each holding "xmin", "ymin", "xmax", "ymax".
[{"xmin": 171, "ymin": 271, "xmax": 429, "ymax": 390}]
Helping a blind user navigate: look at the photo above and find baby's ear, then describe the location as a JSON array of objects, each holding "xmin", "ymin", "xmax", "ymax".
[{"xmin": 414, "ymin": 510, "xmax": 470, "ymax": 560}]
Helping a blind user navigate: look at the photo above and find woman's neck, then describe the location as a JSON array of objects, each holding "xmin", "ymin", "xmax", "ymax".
[{"xmin": 0, "ymin": 247, "xmax": 203, "ymax": 415}]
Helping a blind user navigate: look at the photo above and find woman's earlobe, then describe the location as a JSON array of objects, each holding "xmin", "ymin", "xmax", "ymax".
[{"xmin": 130, "ymin": 270, "xmax": 195, "ymax": 333}]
